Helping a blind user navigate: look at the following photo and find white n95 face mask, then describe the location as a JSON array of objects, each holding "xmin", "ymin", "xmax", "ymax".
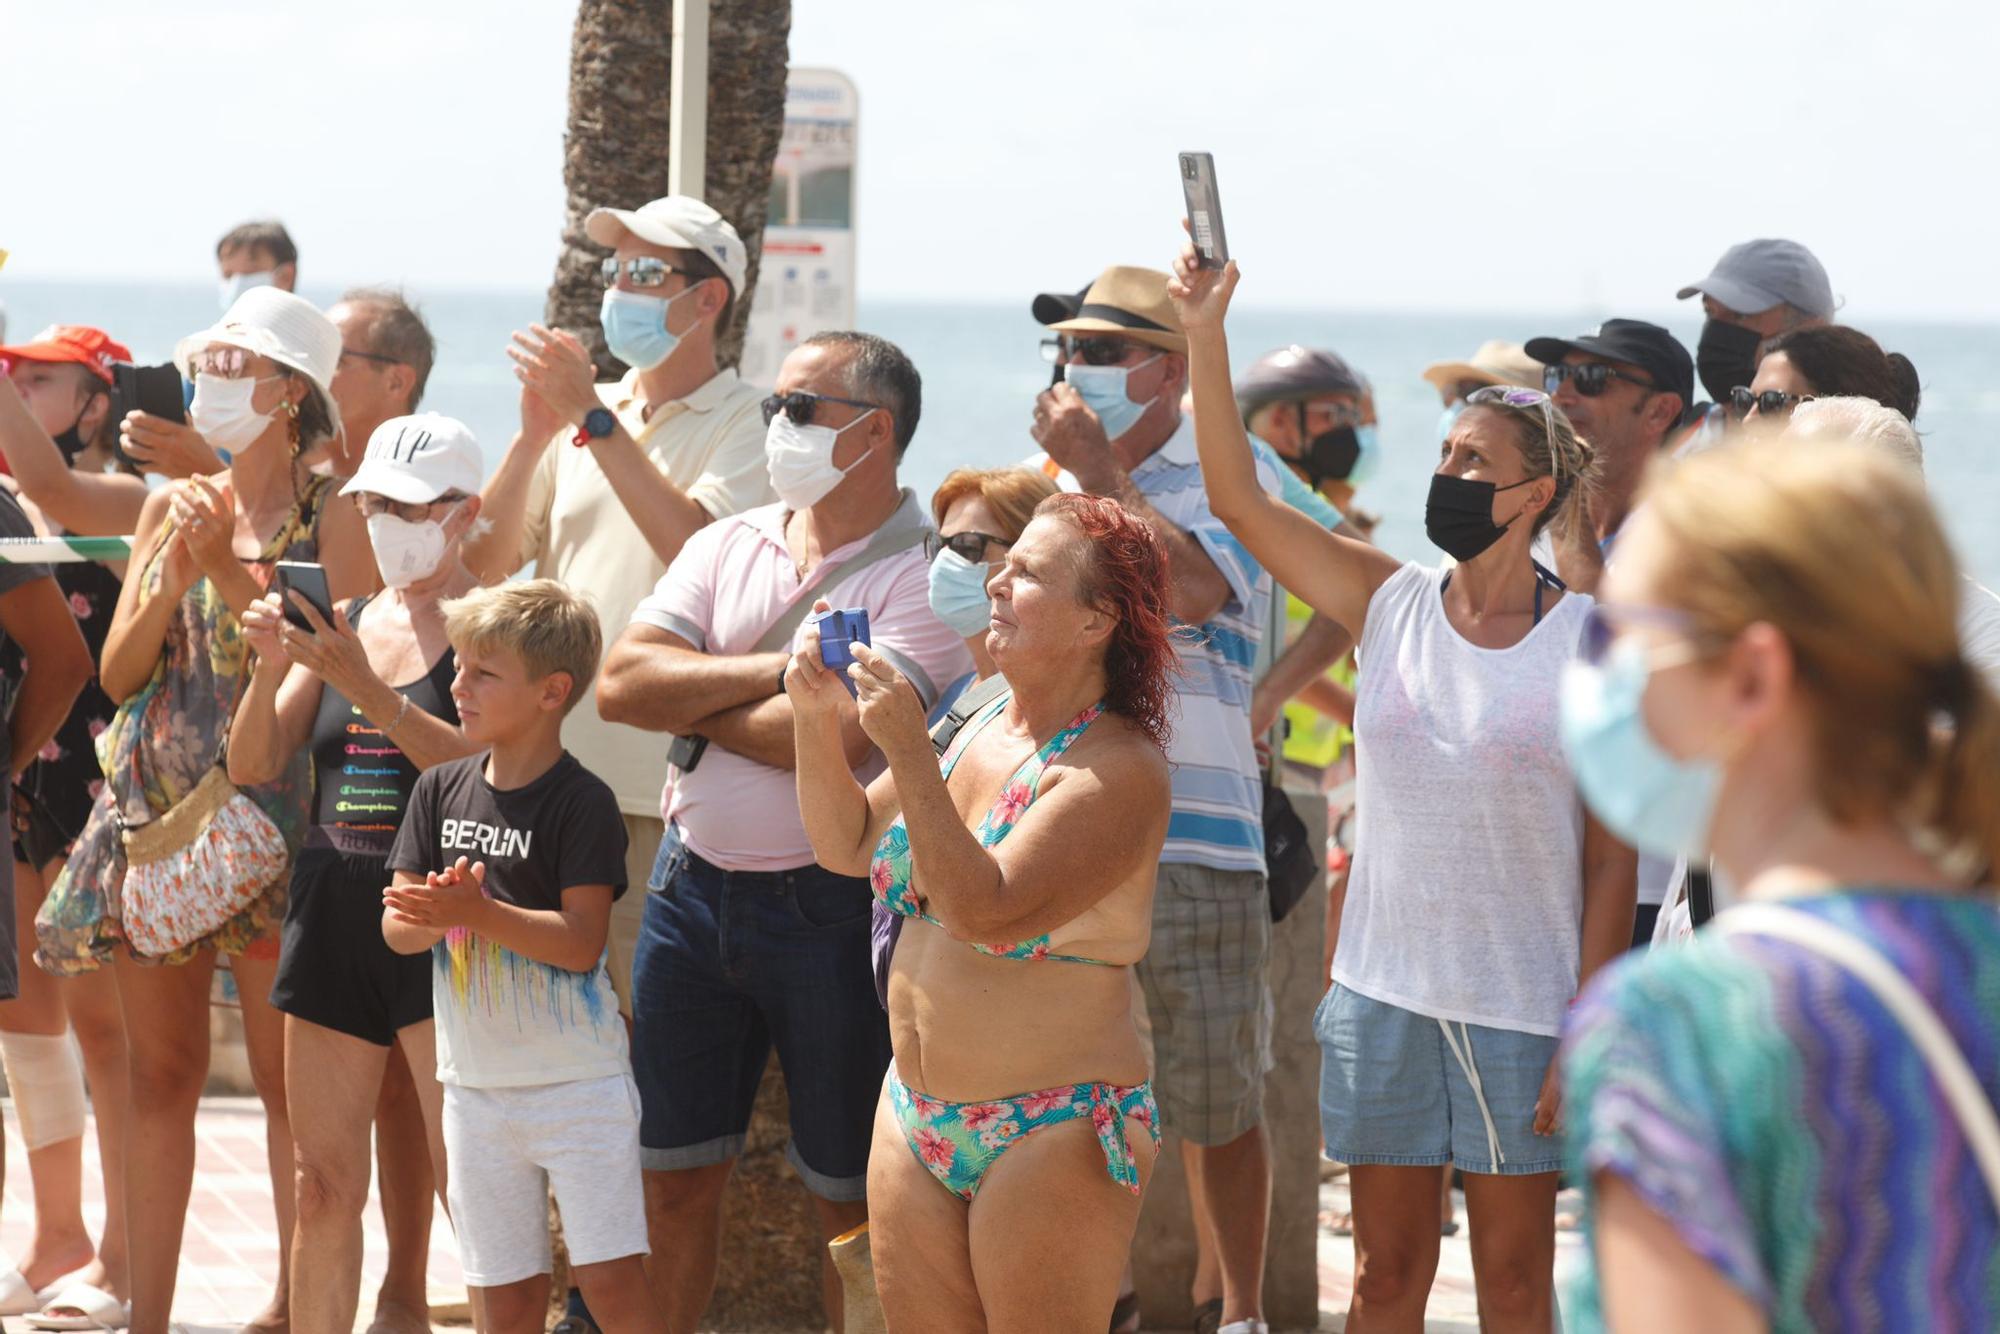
[
  {"xmin": 765, "ymin": 409, "xmax": 876, "ymax": 511},
  {"xmin": 366, "ymin": 512, "xmax": 449, "ymax": 588}
]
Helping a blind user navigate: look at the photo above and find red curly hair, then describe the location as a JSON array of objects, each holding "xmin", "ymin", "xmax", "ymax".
[{"xmin": 1037, "ymin": 493, "xmax": 1179, "ymax": 749}]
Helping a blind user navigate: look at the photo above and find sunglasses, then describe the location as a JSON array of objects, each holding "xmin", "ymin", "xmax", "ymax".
[
  {"xmin": 1579, "ymin": 602, "xmax": 1702, "ymax": 666},
  {"xmin": 599, "ymin": 256, "xmax": 695, "ymax": 289},
  {"xmin": 1464, "ymin": 384, "xmax": 1563, "ymax": 482},
  {"xmin": 354, "ymin": 492, "xmax": 469, "ymax": 524},
  {"xmin": 923, "ymin": 530, "xmax": 1009, "ymax": 564},
  {"xmin": 759, "ymin": 390, "xmax": 879, "ymax": 428},
  {"xmin": 1039, "ymin": 336, "xmax": 1151, "ymax": 368},
  {"xmin": 189, "ymin": 347, "xmax": 277, "ymax": 380},
  {"xmin": 339, "ymin": 346, "xmax": 401, "ymax": 368},
  {"xmin": 1543, "ymin": 362, "xmax": 1659, "ymax": 398},
  {"xmin": 1729, "ymin": 386, "xmax": 1814, "ymax": 417}
]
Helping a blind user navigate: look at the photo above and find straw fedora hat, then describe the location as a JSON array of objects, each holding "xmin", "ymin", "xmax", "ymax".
[
  {"xmin": 175, "ymin": 287, "xmax": 343, "ymax": 442},
  {"xmin": 1046, "ymin": 266, "xmax": 1187, "ymax": 356},
  {"xmin": 1421, "ymin": 339, "xmax": 1542, "ymax": 394}
]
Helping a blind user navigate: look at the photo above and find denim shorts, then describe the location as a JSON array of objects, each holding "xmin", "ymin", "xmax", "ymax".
[
  {"xmin": 629, "ymin": 824, "xmax": 891, "ymax": 1201},
  {"xmin": 1314, "ymin": 983, "xmax": 1563, "ymax": 1176}
]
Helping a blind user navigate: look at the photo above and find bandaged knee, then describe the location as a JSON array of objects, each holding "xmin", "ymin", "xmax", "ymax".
[{"xmin": 0, "ymin": 1031, "xmax": 86, "ymax": 1150}]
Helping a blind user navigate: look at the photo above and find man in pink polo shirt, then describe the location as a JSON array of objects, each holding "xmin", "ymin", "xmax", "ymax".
[{"xmin": 598, "ymin": 330, "xmax": 970, "ymax": 1331}]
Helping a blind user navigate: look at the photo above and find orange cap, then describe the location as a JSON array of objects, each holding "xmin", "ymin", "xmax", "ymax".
[{"xmin": 0, "ymin": 325, "xmax": 133, "ymax": 386}]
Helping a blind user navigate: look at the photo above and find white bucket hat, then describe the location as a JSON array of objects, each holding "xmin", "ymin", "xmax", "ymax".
[
  {"xmin": 174, "ymin": 287, "xmax": 342, "ymax": 443},
  {"xmin": 340, "ymin": 413, "xmax": 483, "ymax": 504},
  {"xmin": 585, "ymin": 195, "xmax": 747, "ymax": 299}
]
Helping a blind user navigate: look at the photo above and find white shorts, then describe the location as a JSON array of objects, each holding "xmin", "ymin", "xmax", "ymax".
[{"xmin": 443, "ymin": 1072, "xmax": 649, "ymax": 1286}]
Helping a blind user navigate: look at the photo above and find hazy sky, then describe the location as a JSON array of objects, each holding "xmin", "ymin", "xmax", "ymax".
[{"xmin": 8, "ymin": 0, "xmax": 1998, "ymax": 320}]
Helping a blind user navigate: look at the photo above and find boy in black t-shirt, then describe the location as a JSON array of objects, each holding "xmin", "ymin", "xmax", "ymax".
[{"xmin": 383, "ymin": 580, "xmax": 659, "ymax": 1331}]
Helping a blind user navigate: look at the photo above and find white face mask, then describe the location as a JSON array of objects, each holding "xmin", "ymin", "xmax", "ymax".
[
  {"xmin": 366, "ymin": 511, "xmax": 451, "ymax": 588},
  {"xmin": 189, "ymin": 372, "xmax": 281, "ymax": 453},
  {"xmin": 764, "ymin": 408, "xmax": 876, "ymax": 511},
  {"xmin": 219, "ymin": 270, "xmax": 276, "ymax": 311}
]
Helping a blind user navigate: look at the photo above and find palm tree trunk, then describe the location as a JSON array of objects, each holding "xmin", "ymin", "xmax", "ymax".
[{"xmin": 547, "ymin": 0, "xmax": 792, "ymax": 374}]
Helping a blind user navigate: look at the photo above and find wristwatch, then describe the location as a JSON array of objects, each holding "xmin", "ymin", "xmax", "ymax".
[{"xmin": 571, "ymin": 407, "xmax": 616, "ymax": 447}]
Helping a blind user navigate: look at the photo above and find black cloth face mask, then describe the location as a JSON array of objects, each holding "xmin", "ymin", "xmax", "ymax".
[
  {"xmin": 1695, "ymin": 318, "xmax": 1764, "ymax": 405},
  {"xmin": 1425, "ymin": 471, "xmax": 1537, "ymax": 562},
  {"xmin": 1289, "ymin": 404, "xmax": 1360, "ymax": 487}
]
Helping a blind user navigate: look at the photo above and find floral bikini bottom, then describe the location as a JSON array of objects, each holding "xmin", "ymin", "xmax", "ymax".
[{"xmin": 887, "ymin": 1064, "xmax": 1162, "ymax": 1202}]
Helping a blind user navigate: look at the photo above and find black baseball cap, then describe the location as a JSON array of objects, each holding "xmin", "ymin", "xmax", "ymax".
[
  {"xmin": 1525, "ymin": 319, "xmax": 1694, "ymax": 409},
  {"xmin": 1031, "ymin": 283, "xmax": 1091, "ymax": 326}
]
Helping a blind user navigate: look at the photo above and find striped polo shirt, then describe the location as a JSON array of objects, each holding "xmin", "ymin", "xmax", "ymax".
[{"xmin": 1031, "ymin": 416, "xmax": 1277, "ymax": 874}]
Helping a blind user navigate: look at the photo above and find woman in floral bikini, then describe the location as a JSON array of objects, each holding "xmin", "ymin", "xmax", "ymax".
[
  {"xmin": 35, "ymin": 289, "xmax": 373, "ymax": 1334},
  {"xmin": 793, "ymin": 492, "xmax": 1175, "ymax": 1331}
]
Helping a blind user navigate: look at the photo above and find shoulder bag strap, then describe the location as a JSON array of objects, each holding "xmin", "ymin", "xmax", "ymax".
[
  {"xmin": 930, "ymin": 674, "xmax": 1013, "ymax": 756},
  {"xmin": 1715, "ymin": 902, "xmax": 2000, "ymax": 1211},
  {"xmin": 749, "ymin": 505, "xmax": 929, "ymax": 657}
]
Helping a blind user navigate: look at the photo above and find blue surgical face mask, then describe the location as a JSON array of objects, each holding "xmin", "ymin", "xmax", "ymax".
[
  {"xmin": 1346, "ymin": 422, "xmax": 1381, "ymax": 486},
  {"xmin": 219, "ymin": 270, "xmax": 275, "ymax": 311},
  {"xmin": 600, "ymin": 285, "xmax": 699, "ymax": 371},
  {"xmin": 927, "ymin": 547, "xmax": 994, "ymax": 637},
  {"xmin": 1064, "ymin": 354, "xmax": 1162, "ymax": 441},
  {"xmin": 1560, "ymin": 641, "xmax": 1723, "ymax": 861}
]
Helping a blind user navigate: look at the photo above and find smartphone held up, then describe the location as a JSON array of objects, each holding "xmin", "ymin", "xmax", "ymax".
[{"xmin": 1179, "ymin": 151, "xmax": 1229, "ymax": 270}]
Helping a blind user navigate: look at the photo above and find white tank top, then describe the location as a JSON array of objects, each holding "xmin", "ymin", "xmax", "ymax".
[{"xmin": 1332, "ymin": 562, "xmax": 1592, "ymax": 1037}]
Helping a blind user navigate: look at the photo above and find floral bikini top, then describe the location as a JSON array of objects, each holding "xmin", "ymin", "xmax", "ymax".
[{"xmin": 870, "ymin": 692, "xmax": 1114, "ymax": 965}]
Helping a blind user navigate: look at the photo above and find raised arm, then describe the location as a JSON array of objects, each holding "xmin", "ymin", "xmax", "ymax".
[
  {"xmin": 100, "ymin": 485, "xmax": 196, "ymax": 703},
  {"xmin": 847, "ymin": 644, "xmax": 1170, "ymax": 941},
  {"xmin": 789, "ymin": 617, "xmax": 905, "ymax": 875},
  {"xmin": 508, "ymin": 326, "xmax": 712, "ymax": 568},
  {"xmin": 1167, "ymin": 242, "xmax": 1401, "ymax": 638},
  {"xmin": 225, "ymin": 593, "xmax": 315, "ymax": 788},
  {"xmin": 0, "ymin": 378, "xmax": 148, "ymax": 537}
]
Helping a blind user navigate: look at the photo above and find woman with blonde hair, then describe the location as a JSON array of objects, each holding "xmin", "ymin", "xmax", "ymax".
[
  {"xmin": 1560, "ymin": 439, "xmax": 2000, "ymax": 1331},
  {"xmin": 1171, "ymin": 241, "xmax": 1636, "ymax": 1331}
]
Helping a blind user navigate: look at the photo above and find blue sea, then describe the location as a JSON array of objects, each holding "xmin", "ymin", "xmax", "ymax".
[{"xmin": 6, "ymin": 280, "xmax": 1996, "ymax": 586}]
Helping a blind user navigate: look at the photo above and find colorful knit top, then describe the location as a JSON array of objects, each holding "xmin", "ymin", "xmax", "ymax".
[{"xmin": 1562, "ymin": 890, "xmax": 2000, "ymax": 1332}]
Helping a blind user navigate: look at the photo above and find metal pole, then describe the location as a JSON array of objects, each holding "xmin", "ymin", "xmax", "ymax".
[{"xmin": 668, "ymin": 0, "xmax": 710, "ymax": 198}]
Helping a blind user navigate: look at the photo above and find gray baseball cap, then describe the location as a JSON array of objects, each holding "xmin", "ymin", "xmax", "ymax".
[{"xmin": 1677, "ymin": 238, "xmax": 1834, "ymax": 320}]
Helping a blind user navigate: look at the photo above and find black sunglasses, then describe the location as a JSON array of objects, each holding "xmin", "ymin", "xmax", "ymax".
[
  {"xmin": 1730, "ymin": 386, "xmax": 1814, "ymax": 417},
  {"xmin": 1038, "ymin": 335, "xmax": 1150, "ymax": 368},
  {"xmin": 1543, "ymin": 362, "xmax": 1659, "ymax": 398},
  {"xmin": 599, "ymin": 256, "xmax": 694, "ymax": 289},
  {"xmin": 923, "ymin": 530, "xmax": 1009, "ymax": 564},
  {"xmin": 759, "ymin": 390, "xmax": 879, "ymax": 428},
  {"xmin": 339, "ymin": 346, "xmax": 401, "ymax": 367}
]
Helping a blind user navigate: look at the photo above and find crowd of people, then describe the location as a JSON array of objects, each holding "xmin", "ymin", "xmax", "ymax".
[{"xmin": 0, "ymin": 196, "xmax": 1990, "ymax": 1334}]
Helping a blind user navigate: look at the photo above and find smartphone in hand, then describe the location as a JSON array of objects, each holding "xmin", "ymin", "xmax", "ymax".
[
  {"xmin": 275, "ymin": 560, "xmax": 334, "ymax": 633},
  {"xmin": 1179, "ymin": 152, "xmax": 1229, "ymax": 270}
]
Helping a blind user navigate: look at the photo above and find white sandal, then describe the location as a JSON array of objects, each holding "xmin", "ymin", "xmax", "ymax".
[
  {"xmin": 26, "ymin": 1282, "xmax": 131, "ymax": 1331},
  {"xmin": 0, "ymin": 1261, "xmax": 40, "ymax": 1316}
]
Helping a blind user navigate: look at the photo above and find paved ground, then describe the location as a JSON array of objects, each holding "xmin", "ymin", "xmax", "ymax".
[
  {"xmin": 4, "ymin": 1101, "xmax": 1584, "ymax": 1332},
  {"xmin": 1, "ymin": 1099, "xmax": 466, "ymax": 1332}
]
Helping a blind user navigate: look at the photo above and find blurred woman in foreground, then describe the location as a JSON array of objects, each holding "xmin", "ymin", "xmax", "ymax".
[{"xmin": 1560, "ymin": 440, "xmax": 2000, "ymax": 1332}]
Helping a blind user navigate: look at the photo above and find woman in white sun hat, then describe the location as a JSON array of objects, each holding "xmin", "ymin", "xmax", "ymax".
[
  {"xmin": 35, "ymin": 286, "xmax": 372, "ymax": 1334},
  {"xmin": 227, "ymin": 413, "xmax": 483, "ymax": 1333}
]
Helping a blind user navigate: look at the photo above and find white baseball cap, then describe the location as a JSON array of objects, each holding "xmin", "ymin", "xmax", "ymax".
[
  {"xmin": 340, "ymin": 412, "xmax": 483, "ymax": 504},
  {"xmin": 175, "ymin": 286, "xmax": 342, "ymax": 442},
  {"xmin": 585, "ymin": 195, "xmax": 746, "ymax": 299}
]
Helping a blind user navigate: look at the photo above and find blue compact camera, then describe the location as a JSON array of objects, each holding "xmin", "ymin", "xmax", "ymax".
[{"xmin": 811, "ymin": 607, "xmax": 872, "ymax": 695}]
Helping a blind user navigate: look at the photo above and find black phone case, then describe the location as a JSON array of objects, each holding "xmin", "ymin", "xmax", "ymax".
[{"xmin": 277, "ymin": 565, "xmax": 333, "ymax": 633}]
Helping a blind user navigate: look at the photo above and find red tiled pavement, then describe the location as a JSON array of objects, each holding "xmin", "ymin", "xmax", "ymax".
[{"xmin": 2, "ymin": 1098, "xmax": 465, "ymax": 1331}]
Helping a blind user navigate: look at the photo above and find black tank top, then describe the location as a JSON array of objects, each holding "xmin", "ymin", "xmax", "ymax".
[{"xmin": 308, "ymin": 597, "xmax": 459, "ymax": 859}]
